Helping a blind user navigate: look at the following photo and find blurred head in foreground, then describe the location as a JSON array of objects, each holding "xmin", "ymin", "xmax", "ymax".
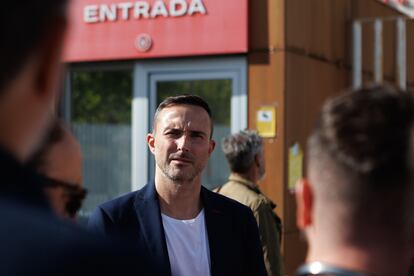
[
  {"xmin": 296, "ymin": 85, "xmax": 414, "ymax": 275},
  {"xmin": 0, "ymin": 1, "xmax": 68, "ymax": 162},
  {"xmin": 28, "ymin": 120, "xmax": 86, "ymax": 221}
]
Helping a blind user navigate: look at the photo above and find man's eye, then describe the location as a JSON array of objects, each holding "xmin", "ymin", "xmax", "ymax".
[
  {"xmin": 166, "ymin": 131, "xmax": 180, "ymax": 137},
  {"xmin": 191, "ymin": 133, "xmax": 204, "ymax": 139}
]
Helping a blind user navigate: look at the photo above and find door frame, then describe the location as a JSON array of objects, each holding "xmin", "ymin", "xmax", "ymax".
[{"xmin": 132, "ymin": 56, "xmax": 248, "ymax": 190}]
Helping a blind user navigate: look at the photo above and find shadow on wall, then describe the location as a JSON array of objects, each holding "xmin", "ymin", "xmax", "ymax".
[{"xmin": 248, "ymin": 0, "xmax": 270, "ymax": 65}]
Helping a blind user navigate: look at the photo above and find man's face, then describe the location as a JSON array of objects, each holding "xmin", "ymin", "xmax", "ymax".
[
  {"xmin": 147, "ymin": 104, "xmax": 215, "ymax": 183},
  {"xmin": 42, "ymin": 131, "xmax": 83, "ymax": 220}
]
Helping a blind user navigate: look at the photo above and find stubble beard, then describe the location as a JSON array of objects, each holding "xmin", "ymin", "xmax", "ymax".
[{"xmin": 157, "ymin": 160, "xmax": 204, "ymax": 184}]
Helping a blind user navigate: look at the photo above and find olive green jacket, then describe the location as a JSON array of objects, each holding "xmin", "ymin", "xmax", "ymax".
[{"xmin": 217, "ymin": 174, "xmax": 283, "ymax": 276}]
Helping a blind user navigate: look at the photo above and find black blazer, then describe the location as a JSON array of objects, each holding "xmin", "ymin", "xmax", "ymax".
[{"xmin": 88, "ymin": 181, "xmax": 267, "ymax": 276}]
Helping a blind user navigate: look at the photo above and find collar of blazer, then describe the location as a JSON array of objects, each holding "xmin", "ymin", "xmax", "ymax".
[{"xmin": 133, "ymin": 181, "xmax": 228, "ymax": 276}]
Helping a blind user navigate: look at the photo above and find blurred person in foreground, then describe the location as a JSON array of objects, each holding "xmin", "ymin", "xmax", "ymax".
[
  {"xmin": 217, "ymin": 130, "xmax": 283, "ymax": 276},
  {"xmin": 88, "ymin": 95, "xmax": 266, "ymax": 276},
  {"xmin": 0, "ymin": 1, "xmax": 149, "ymax": 275},
  {"xmin": 295, "ymin": 85, "xmax": 414, "ymax": 276},
  {"xmin": 28, "ymin": 120, "xmax": 86, "ymax": 222}
]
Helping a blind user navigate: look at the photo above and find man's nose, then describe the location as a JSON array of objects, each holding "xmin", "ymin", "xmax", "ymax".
[{"xmin": 176, "ymin": 135, "xmax": 190, "ymax": 151}]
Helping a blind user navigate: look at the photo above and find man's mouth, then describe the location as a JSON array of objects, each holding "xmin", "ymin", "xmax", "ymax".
[
  {"xmin": 169, "ymin": 154, "xmax": 193, "ymax": 164},
  {"xmin": 171, "ymin": 157, "xmax": 192, "ymax": 164}
]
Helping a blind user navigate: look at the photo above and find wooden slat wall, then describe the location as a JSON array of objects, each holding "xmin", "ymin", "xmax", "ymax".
[
  {"xmin": 284, "ymin": 52, "xmax": 348, "ymax": 274},
  {"xmin": 248, "ymin": 0, "xmax": 286, "ymax": 226},
  {"xmin": 248, "ymin": 0, "xmax": 412, "ymax": 274}
]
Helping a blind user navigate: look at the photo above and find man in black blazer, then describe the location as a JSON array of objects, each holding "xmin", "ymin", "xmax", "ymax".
[{"xmin": 88, "ymin": 95, "xmax": 266, "ymax": 276}]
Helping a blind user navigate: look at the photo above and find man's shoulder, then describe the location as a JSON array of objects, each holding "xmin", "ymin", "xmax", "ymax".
[
  {"xmin": 92, "ymin": 190, "xmax": 140, "ymax": 224},
  {"xmin": 99, "ymin": 190, "xmax": 138, "ymax": 211},
  {"xmin": 221, "ymin": 180, "xmax": 260, "ymax": 197},
  {"xmin": 218, "ymin": 181, "xmax": 266, "ymax": 209},
  {"xmin": 203, "ymin": 187, "xmax": 253, "ymax": 216},
  {"xmin": 89, "ymin": 182, "xmax": 155, "ymax": 227}
]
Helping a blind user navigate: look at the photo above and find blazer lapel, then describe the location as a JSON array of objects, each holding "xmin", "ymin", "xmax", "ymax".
[
  {"xmin": 201, "ymin": 187, "xmax": 228, "ymax": 276},
  {"xmin": 134, "ymin": 181, "xmax": 171, "ymax": 276}
]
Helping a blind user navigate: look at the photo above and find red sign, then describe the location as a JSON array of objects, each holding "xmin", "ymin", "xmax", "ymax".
[
  {"xmin": 380, "ymin": 0, "xmax": 414, "ymax": 17},
  {"xmin": 63, "ymin": 0, "xmax": 248, "ymax": 62}
]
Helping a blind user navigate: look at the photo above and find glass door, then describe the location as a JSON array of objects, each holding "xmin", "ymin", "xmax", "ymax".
[
  {"xmin": 133, "ymin": 57, "xmax": 247, "ymax": 190},
  {"xmin": 63, "ymin": 57, "xmax": 246, "ymax": 222}
]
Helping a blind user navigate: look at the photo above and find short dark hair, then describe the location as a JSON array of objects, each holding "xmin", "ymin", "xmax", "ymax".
[
  {"xmin": 308, "ymin": 85, "xmax": 414, "ymax": 230},
  {"xmin": 0, "ymin": 1, "xmax": 68, "ymax": 93},
  {"xmin": 222, "ymin": 130, "xmax": 263, "ymax": 173},
  {"xmin": 153, "ymin": 94, "xmax": 213, "ymax": 138}
]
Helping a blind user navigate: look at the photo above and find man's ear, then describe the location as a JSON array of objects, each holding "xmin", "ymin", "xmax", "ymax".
[
  {"xmin": 147, "ymin": 133, "xmax": 156, "ymax": 154},
  {"xmin": 208, "ymin": 139, "xmax": 216, "ymax": 156},
  {"xmin": 34, "ymin": 16, "xmax": 67, "ymax": 102},
  {"xmin": 254, "ymin": 153, "xmax": 260, "ymax": 167},
  {"xmin": 296, "ymin": 178, "xmax": 313, "ymax": 230}
]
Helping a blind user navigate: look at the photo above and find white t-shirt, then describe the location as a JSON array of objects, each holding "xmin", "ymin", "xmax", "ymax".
[{"xmin": 161, "ymin": 209, "xmax": 211, "ymax": 276}]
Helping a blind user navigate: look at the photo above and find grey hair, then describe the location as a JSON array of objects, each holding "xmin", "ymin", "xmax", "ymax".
[{"xmin": 221, "ymin": 130, "xmax": 263, "ymax": 173}]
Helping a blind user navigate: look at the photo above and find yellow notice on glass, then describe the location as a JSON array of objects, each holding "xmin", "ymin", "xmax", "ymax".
[
  {"xmin": 288, "ymin": 143, "xmax": 303, "ymax": 191},
  {"xmin": 257, "ymin": 106, "xmax": 276, "ymax": 138}
]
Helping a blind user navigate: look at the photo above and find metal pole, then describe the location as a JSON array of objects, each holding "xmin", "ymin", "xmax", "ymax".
[
  {"xmin": 373, "ymin": 19, "xmax": 383, "ymax": 83},
  {"xmin": 396, "ymin": 17, "xmax": 406, "ymax": 90},
  {"xmin": 353, "ymin": 21, "xmax": 362, "ymax": 89}
]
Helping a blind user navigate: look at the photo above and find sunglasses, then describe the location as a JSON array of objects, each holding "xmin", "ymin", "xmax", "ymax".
[{"xmin": 42, "ymin": 177, "xmax": 88, "ymax": 218}]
